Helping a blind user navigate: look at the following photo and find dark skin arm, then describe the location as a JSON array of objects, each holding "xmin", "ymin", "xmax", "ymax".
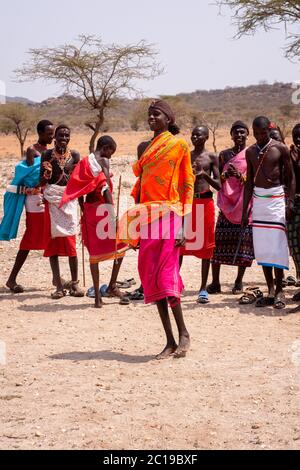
[
  {"xmin": 26, "ymin": 146, "xmax": 39, "ymax": 167},
  {"xmin": 282, "ymin": 145, "xmax": 296, "ymax": 221},
  {"xmin": 39, "ymin": 150, "xmax": 52, "ymax": 187},
  {"xmin": 241, "ymin": 148, "xmax": 254, "ymax": 227},
  {"xmin": 78, "ymin": 196, "xmax": 84, "ymax": 213}
]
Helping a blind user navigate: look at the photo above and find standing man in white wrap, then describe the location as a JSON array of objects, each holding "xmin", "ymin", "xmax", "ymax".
[
  {"xmin": 242, "ymin": 116, "xmax": 295, "ymax": 310},
  {"xmin": 40, "ymin": 125, "xmax": 84, "ymax": 299}
]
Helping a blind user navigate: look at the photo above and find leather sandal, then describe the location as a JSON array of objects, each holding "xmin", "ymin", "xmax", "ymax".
[
  {"xmin": 51, "ymin": 289, "xmax": 67, "ymax": 300},
  {"xmin": 69, "ymin": 281, "xmax": 85, "ymax": 297}
]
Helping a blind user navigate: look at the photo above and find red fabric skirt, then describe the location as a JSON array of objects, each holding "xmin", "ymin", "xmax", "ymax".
[
  {"xmin": 180, "ymin": 197, "xmax": 215, "ymax": 259},
  {"xmin": 20, "ymin": 211, "xmax": 46, "ymax": 250},
  {"xmin": 82, "ymin": 202, "xmax": 127, "ymax": 264},
  {"xmin": 43, "ymin": 202, "xmax": 77, "ymax": 257}
]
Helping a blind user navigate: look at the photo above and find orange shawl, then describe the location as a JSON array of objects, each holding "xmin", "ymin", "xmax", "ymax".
[{"xmin": 119, "ymin": 131, "xmax": 194, "ymax": 246}]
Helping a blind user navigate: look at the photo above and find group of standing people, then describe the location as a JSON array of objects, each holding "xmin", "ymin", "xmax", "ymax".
[{"xmin": 0, "ymin": 99, "xmax": 299, "ymax": 359}]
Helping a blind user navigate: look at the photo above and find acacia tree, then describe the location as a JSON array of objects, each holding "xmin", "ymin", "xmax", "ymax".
[
  {"xmin": 15, "ymin": 35, "xmax": 162, "ymax": 152},
  {"xmin": 0, "ymin": 103, "xmax": 36, "ymax": 157},
  {"xmin": 203, "ymin": 112, "xmax": 224, "ymax": 153},
  {"xmin": 216, "ymin": 1, "xmax": 300, "ymax": 60}
]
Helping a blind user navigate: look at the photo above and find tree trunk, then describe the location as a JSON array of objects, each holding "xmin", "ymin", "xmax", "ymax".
[
  {"xmin": 212, "ymin": 131, "xmax": 217, "ymax": 153},
  {"xmin": 20, "ymin": 140, "xmax": 25, "ymax": 158},
  {"xmin": 89, "ymin": 111, "xmax": 104, "ymax": 153}
]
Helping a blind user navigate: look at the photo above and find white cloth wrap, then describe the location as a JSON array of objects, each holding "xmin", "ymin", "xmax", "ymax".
[
  {"xmin": 25, "ymin": 194, "xmax": 44, "ymax": 213},
  {"xmin": 252, "ymin": 185, "xmax": 289, "ymax": 270},
  {"xmin": 43, "ymin": 184, "xmax": 78, "ymax": 238}
]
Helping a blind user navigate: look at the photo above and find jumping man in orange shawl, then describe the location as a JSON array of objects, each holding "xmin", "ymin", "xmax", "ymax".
[{"xmin": 119, "ymin": 100, "xmax": 194, "ymax": 359}]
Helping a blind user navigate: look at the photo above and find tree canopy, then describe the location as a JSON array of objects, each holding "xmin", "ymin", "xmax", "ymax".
[
  {"xmin": 216, "ymin": 1, "xmax": 300, "ymax": 60},
  {"xmin": 0, "ymin": 103, "xmax": 36, "ymax": 157},
  {"xmin": 15, "ymin": 35, "xmax": 162, "ymax": 152}
]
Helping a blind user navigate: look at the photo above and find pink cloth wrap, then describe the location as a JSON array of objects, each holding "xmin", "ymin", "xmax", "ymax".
[
  {"xmin": 138, "ymin": 211, "xmax": 184, "ymax": 304},
  {"xmin": 217, "ymin": 148, "xmax": 251, "ymax": 224}
]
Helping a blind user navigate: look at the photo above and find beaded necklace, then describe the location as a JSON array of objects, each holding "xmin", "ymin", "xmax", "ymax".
[
  {"xmin": 256, "ymin": 139, "xmax": 272, "ymax": 159},
  {"xmin": 52, "ymin": 148, "xmax": 72, "ymax": 170}
]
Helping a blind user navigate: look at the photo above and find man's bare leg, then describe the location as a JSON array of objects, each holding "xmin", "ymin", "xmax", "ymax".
[
  {"xmin": 200, "ymin": 259, "xmax": 210, "ymax": 291},
  {"xmin": 49, "ymin": 256, "xmax": 66, "ymax": 299},
  {"xmin": 68, "ymin": 256, "xmax": 84, "ymax": 295},
  {"xmin": 233, "ymin": 266, "xmax": 247, "ymax": 294},
  {"xmin": 155, "ymin": 298, "xmax": 177, "ymax": 360},
  {"xmin": 207, "ymin": 263, "xmax": 221, "ymax": 293},
  {"xmin": 69, "ymin": 256, "xmax": 78, "ymax": 282},
  {"xmin": 274, "ymin": 267, "xmax": 285, "ymax": 308},
  {"xmin": 90, "ymin": 263, "xmax": 103, "ymax": 308},
  {"xmin": 6, "ymin": 249, "xmax": 29, "ymax": 292},
  {"xmin": 107, "ymin": 258, "xmax": 123, "ymax": 292},
  {"xmin": 169, "ymin": 298, "xmax": 190, "ymax": 359},
  {"xmin": 262, "ymin": 266, "xmax": 275, "ymax": 297}
]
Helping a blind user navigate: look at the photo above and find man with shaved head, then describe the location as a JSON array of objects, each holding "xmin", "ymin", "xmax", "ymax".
[
  {"xmin": 180, "ymin": 125, "xmax": 221, "ymax": 304},
  {"xmin": 242, "ymin": 116, "xmax": 295, "ymax": 309}
]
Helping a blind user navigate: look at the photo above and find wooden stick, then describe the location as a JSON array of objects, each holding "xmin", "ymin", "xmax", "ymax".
[
  {"xmin": 115, "ymin": 175, "xmax": 122, "ymax": 264},
  {"xmin": 80, "ymin": 209, "xmax": 86, "ymax": 287},
  {"xmin": 82, "ymin": 237, "xmax": 86, "ymax": 287}
]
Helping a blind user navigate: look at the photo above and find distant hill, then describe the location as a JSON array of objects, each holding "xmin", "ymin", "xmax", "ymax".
[
  {"xmin": 178, "ymin": 82, "xmax": 296, "ymax": 122},
  {"xmin": 5, "ymin": 96, "xmax": 36, "ymax": 105},
  {"xmin": 1, "ymin": 82, "xmax": 298, "ymax": 133}
]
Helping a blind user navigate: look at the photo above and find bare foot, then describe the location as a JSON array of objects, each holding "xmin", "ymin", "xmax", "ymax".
[
  {"xmin": 6, "ymin": 281, "xmax": 24, "ymax": 293},
  {"xmin": 155, "ymin": 343, "xmax": 177, "ymax": 361},
  {"xmin": 173, "ymin": 333, "xmax": 190, "ymax": 359},
  {"xmin": 94, "ymin": 301, "xmax": 104, "ymax": 309}
]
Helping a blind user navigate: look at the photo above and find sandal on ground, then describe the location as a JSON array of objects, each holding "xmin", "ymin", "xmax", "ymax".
[
  {"xmin": 7, "ymin": 284, "xmax": 24, "ymax": 294},
  {"xmin": 239, "ymin": 287, "xmax": 263, "ymax": 305},
  {"xmin": 116, "ymin": 278, "xmax": 136, "ymax": 289},
  {"xmin": 51, "ymin": 289, "xmax": 67, "ymax": 300},
  {"xmin": 126, "ymin": 288, "xmax": 144, "ymax": 301},
  {"xmin": 255, "ymin": 296, "xmax": 275, "ymax": 307},
  {"xmin": 286, "ymin": 275, "xmax": 296, "ymax": 286},
  {"xmin": 292, "ymin": 290, "xmax": 300, "ymax": 302},
  {"xmin": 207, "ymin": 283, "xmax": 221, "ymax": 294},
  {"xmin": 86, "ymin": 286, "xmax": 96, "ymax": 298},
  {"xmin": 274, "ymin": 296, "xmax": 286, "ymax": 309},
  {"xmin": 69, "ymin": 281, "xmax": 85, "ymax": 297},
  {"xmin": 239, "ymin": 288, "xmax": 263, "ymax": 305},
  {"xmin": 100, "ymin": 284, "xmax": 109, "ymax": 297},
  {"xmin": 119, "ymin": 296, "xmax": 130, "ymax": 305},
  {"xmin": 280, "ymin": 276, "xmax": 296, "ymax": 288},
  {"xmin": 197, "ymin": 290, "xmax": 209, "ymax": 304},
  {"xmin": 232, "ymin": 283, "xmax": 243, "ymax": 295},
  {"xmin": 100, "ymin": 284, "xmax": 130, "ymax": 305}
]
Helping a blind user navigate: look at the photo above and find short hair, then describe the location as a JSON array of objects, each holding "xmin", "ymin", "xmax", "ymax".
[
  {"xmin": 292, "ymin": 123, "xmax": 300, "ymax": 135},
  {"xmin": 37, "ymin": 120, "xmax": 53, "ymax": 134},
  {"xmin": 55, "ymin": 124, "xmax": 71, "ymax": 137},
  {"xmin": 193, "ymin": 125, "xmax": 209, "ymax": 135},
  {"xmin": 96, "ymin": 135, "xmax": 117, "ymax": 150},
  {"xmin": 253, "ymin": 116, "xmax": 271, "ymax": 129}
]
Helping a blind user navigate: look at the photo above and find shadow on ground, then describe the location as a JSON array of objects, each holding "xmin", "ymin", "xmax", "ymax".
[{"xmin": 49, "ymin": 350, "xmax": 155, "ymax": 364}]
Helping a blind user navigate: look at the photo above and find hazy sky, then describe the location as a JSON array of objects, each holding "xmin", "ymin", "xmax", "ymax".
[{"xmin": 1, "ymin": 0, "xmax": 299, "ymax": 101}]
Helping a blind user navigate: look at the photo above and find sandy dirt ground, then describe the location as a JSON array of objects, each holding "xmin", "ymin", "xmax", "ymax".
[{"xmin": 0, "ymin": 132, "xmax": 299, "ymax": 450}]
